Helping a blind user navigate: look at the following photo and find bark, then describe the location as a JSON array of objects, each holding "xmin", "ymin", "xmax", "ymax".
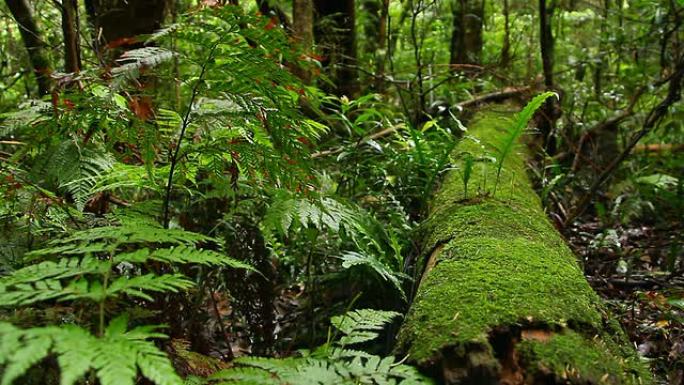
[
  {"xmin": 314, "ymin": 0, "xmax": 359, "ymax": 97},
  {"xmin": 395, "ymin": 106, "xmax": 651, "ymax": 384},
  {"xmin": 449, "ymin": 0, "xmax": 485, "ymax": 66},
  {"xmin": 5, "ymin": 0, "xmax": 52, "ymax": 95},
  {"xmin": 61, "ymin": 0, "xmax": 81, "ymax": 73},
  {"xmin": 501, "ymin": 0, "xmax": 511, "ymax": 67},
  {"xmin": 292, "ymin": 0, "xmax": 314, "ymax": 83},
  {"xmin": 539, "ymin": 0, "xmax": 554, "ymax": 89},
  {"xmin": 84, "ymin": 0, "xmax": 167, "ymax": 57},
  {"xmin": 538, "ymin": 0, "xmax": 560, "ymax": 154}
]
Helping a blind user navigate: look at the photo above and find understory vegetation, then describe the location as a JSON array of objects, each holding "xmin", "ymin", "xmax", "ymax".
[{"xmin": 0, "ymin": 0, "xmax": 682, "ymax": 384}]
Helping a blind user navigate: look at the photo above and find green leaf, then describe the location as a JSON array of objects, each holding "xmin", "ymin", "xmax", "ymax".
[{"xmin": 494, "ymin": 92, "xmax": 557, "ymax": 194}]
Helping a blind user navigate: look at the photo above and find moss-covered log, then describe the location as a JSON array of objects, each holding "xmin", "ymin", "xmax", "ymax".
[{"xmin": 396, "ymin": 106, "xmax": 651, "ymax": 384}]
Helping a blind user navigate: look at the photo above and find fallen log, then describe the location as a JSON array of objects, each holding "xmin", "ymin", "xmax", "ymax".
[{"xmin": 395, "ymin": 106, "xmax": 651, "ymax": 384}]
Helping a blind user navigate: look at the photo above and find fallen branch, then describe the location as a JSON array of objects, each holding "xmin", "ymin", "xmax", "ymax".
[
  {"xmin": 455, "ymin": 86, "xmax": 531, "ymax": 110},
  {"xmin": 311, "ymin": 87, "xmax": 531, "ymax": 159},
  {"xmin": 634, "ymin": 143, "xmax": 684, "ymax": 153}
]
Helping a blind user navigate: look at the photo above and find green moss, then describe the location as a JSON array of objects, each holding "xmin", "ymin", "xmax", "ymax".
[
  {"xmin": 397, "ymin": 107, "xmax": 651, "ymax": 384},
  {"xmin": 518, "ymin": 331, "xmax": 650, "ymax": 384},
  {"xmin": 398, "ymin": 235, "xmax": 602, "ymax": 361}
]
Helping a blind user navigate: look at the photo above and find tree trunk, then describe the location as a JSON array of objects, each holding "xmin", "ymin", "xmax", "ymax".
[
  {"xmin": 501, "ymin": 0, "xmax": 511, "ymax": 66},
  {"xmin": 5, "ymin": 0, "xmax": 52, "ymax": 95},
  {"xmin": 61, "ymin": 0, "xmax": 81, "ymax": 73},
  {"xmin": 450, "ymin": 0, "xmax": 484, "ymax": 66},
  {"xmin": 84, "ymin": 0, "xmax": 167, "ymax": 58},
  {"xmin": 314, "ymin": 0, "xmax": 359, "ymax": 97},
  {"xmin": 539, "ymin": 0, "xmax": 554, "ymax": 88},
  {"xmin": 292, "ymin": 0, "xmax": 314, "ymax": 83},
  {"xmin": 395, "ymin": 106, "xmax": 651, "ymax": 384},
  {"xmin": 538, "ymin": 0, "xmax": 560, "ymax": 154}
]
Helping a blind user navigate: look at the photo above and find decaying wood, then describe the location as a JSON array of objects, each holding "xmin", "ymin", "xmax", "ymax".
[{"xmin": 394, "ymin": 106, "xmax": 650, "ymax": 384}]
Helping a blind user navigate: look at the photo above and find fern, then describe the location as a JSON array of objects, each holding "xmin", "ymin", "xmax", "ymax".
[
  {"xmin": 0, "ymin": 316, "xmax": 182, "ymax": 385},
  {"xmin": 115, "ymin": 246, "xmax": 255, "ymax": 270},
  {"xmin": 212, "ymin": 354, "xmax": 430, "ymax": 385},
  {"xmin": 111, "ymin": 47, "xmax": 177, "ymax": 88},
  {"xmin": 45, "ymin": 141, "xmax": 115, "ymax": 211},
  {"xmin": 493, "ymin": 92, "xmax": 557, "ymax": 194},
  {"xmin": 339, "ymin": 252, "xmax": 407, "ymax": 297},
  {"xmin": 211, "ymin": 309, "xmax": 426, "ymax": 384},
  {"xmin": 330, "ymin": 309, "xmax": 402, "ymax": 346},
  {"xmin": 0, "ymin": 218, "xmax": 253, "ymax": 307}
]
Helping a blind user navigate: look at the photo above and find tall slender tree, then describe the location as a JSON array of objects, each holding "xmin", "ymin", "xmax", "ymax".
[
  {"xmin": 450, "ymin": 0, "xmax": 485, "ymax": 66},
  {"xmin": 5, "ymin": 0, "xmax": 52, "ymax": 95},
  {"xmin": 293, "ymin": 0, "xmax": 314, "ymax": 83},
  {"xmin": 538, "ymin": 0, "xmax": 561, "ymax": 154},
  {"xmin": 314, "ymin": 0, "xmax": 359, "ymax": 97},
  {"xmin": 539, "ymin": 0, "xmax": 555, "ymax": 88},
  {"xmin": 501, "ymin": 0, "xmax": 511, "ymax": 66},
  {"xmin": 60, "ymin": 0, "xmax": 81, "ymax": 73}
]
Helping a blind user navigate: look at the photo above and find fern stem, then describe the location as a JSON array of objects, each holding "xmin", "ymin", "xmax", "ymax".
[
  {"xmin": 162, "ymin": 38, "xmax": 223, "ymax": 228},
  {"xmin": 99, "ymin": 268, "xmax": 110, "ymax": 337},
  {"xmin": 305, "ymin": 229, "xmax": 319, "ymax": 345}
]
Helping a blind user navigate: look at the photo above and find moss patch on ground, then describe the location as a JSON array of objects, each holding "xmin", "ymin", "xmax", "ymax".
[{"xmin": 397, "ymin": 106, "xmax": 651, "ymax": 384}]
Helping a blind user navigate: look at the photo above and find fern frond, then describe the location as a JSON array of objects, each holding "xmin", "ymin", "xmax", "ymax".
[
  {"xmin": 0, "ymin": 257, "xmax": 109, "ymax": 286},
  {"xmin": 214, "ymin": 353, "xmax": 431, "ymax": 385},
  {"xmin": 55, "ymin": 223, "xmax": 212, "ymax": 246},
  {"xmin": 107, "ymin": 274, "xmax": 194, "ymax": 300},
  {"xmin": 0, "ymin": 324, "xmax": 52, "ymax": 385},
  {"xmin": 112, "ymin": 47, "xmax": 177, "ymax": 85},
  {"xmin": 119, "ymin": 246, "xmax": 254, "ymax": 271},
  {"xmin": 0, "ymin": 280, "xmax": 71, "ymax": 306},
  {"xmin": 493, "ymin": 92, "xmax": 557, "ymax": 193},
  {"xmin": 331, "ymin": 309, "xmax": 402, "ymax": 346},
  {"xmin": 339, "ymin": 252, "xmax": 407, "ymax": 297},
  {"xmin": 46, "ymin": 141, "xmax": 114, "ymax": 211},
  {"xmin": 0, "ymin": 317, "xmax": 182, "ymax": 385}
]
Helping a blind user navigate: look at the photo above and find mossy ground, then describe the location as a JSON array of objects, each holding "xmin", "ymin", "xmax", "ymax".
[{"xmin": 397, "ymin": 106, "xmax": 651, "ymax": 384}]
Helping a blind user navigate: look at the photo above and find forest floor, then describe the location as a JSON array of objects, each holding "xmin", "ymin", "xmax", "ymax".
[{"xmin": 566, "ymin": 215, "xmax": 683, "ymax": 384}]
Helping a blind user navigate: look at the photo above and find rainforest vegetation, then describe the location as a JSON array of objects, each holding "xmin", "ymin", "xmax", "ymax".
[{"xmin": 0, "ymin": 0, "xmax": 682, "ymax": 384}]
